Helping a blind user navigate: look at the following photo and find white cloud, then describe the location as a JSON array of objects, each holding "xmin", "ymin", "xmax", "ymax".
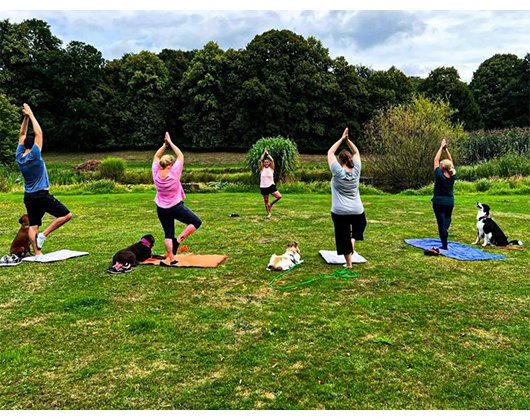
[{"xmin": 1, "ymin": 9, "xmax": 529, "ymax": 81}]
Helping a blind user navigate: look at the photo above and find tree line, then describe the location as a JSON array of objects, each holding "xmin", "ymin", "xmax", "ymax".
[{"xmin": 1, "ymin": 18, "xmax": 529, "ymax": 157}]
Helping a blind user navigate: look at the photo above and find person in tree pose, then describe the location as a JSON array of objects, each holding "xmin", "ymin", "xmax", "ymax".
[
  {"xmin": 259, "ymin": 148, "xmax": 282, "ymax": 218},
  {"xmin": 152, "ymin": 132, "xmax": 202, "ymax": 265},
  {"xmin": 16, "ymin": 103, "xmax": 73, "ymax": 256},
  {"xmin": 430, "ymin": 138, "xmax": 457, "ymax": 252},
  {"xmin": 327, "ymin": 127, "xmax": 366, "ymax": 268}
]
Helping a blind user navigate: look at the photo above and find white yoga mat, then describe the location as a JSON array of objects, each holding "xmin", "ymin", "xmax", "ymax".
[
  {"xmin": 23, "ymin": 250, "xmax": 89, "ymax": 263},
  {"xmin": 319, "ymin": 250, "xmax": 367, "ymax": 264}
]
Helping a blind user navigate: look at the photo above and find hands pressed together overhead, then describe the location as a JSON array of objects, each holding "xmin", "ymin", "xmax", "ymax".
[
  {"xmin": 341, "ymin": 127, "xmax": 349, "ymax": 142},
  {"xmin": 22, "ymin": 103, "xmax": 33, "ymax": 117}
]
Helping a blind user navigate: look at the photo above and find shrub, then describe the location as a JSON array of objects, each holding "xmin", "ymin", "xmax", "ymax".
[
  {"xmin": 365, "ymin": 96, "xmax": 467, "ymax": 193},
  {"xmin": 98, "ymin": 158, "xmax": 126, "ymax": 181},
  {"xmin": 0, "ymin": 176, "xmax": 9, "ymax": 193},
  {"xmin": 297, "ymin": 168, "xmax": 330, "ymax": 182},
  {"xmin": 47, "ymin": 167, "xmax": 87, "ymax": 185},
  {"xmin": 121, "ymin": 169, "xmax": 153, "ymax": 185},
  {"xmin": 475, "ymin": 178, "xmax": 492, "ymax": 192},
  {"xmin": 85, "ymin": 179, "xmax": 119, "ymax": 194},
  {"xmin": 246, "ymin": 137, "xmax": 300, "ymax": 183}
]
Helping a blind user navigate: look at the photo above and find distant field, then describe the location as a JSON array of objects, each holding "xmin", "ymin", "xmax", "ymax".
[{"xmin": 43, "ymin": 150, "xmax": 326, "ymax": 167}]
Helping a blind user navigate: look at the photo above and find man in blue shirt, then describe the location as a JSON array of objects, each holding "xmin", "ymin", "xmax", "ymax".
[{"xmin": 16, "ymin": 103, "xmax": 72, "ymax": 256}]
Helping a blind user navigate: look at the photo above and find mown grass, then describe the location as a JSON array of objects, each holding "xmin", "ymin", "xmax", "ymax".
[{"xmin": 0, "ymin": 192, "xmax": 529, "ymax": 409}]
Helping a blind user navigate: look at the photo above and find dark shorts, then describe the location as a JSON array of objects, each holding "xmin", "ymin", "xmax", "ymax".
[
  {"xmin": 331, "ymin": 212, "xmax": 367, "ymax": 255},
  {"xmin": 156, "ymin": 202, "xmax": 202, "ymax": 239},
  {"xmin": 260, "ymin": 184, "xmax": 278, "ymax": 196},
  {"xmin": 24, "ymin": 190, "xmax": 70, "ymax": 227}
]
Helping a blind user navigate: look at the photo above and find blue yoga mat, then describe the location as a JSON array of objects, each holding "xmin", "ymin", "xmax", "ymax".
[{"xmin": 405, "ymin": 238, "xmax": 506, "ymax": 261}]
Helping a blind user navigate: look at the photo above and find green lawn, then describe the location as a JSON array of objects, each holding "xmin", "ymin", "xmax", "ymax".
[{"xmin": 1, "ymin": 191, "xmax": 529, "ymax": 409}]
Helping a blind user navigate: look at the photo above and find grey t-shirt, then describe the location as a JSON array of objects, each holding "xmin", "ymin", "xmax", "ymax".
[{"xmin": 330, "ymin": 160, "xmax": 364, "ymax": 215}]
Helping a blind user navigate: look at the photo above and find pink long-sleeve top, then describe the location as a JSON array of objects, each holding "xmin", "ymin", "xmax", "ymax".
[{"xmin": 152, "ymin": 159, "xmax": 185, "ymax": 208}]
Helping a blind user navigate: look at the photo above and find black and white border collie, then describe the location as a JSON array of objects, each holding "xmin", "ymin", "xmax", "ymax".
[{"xmin": 474, "ymin": 202, "xmax": 523, "ymax": 247}]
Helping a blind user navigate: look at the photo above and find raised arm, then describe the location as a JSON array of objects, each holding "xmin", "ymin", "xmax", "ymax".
[
  {"xmin": 444, "ymin": 143, "xmax": 454, "ymax": 164},
  {"xmin": 19, "ymin": 115, "xmax": 29, "ymax": 145},
  {"xmin": 434, "ymin": 138, "xmax": 447, "ymax": 169},
  {"xmin": 165, "ymin": 132, "xmax": 184, "ymax": 164},
  {"xmin": 327, "ymin": 128, "xmax": 348, "ymax": 169},
  {"xmin": 259, "ymin": 148, "xmax": 273, "ymax": 171},
  {"xmin": 268, "ymin": 153, "xmax": 275, "ymax": 170},
  {"xmin": 23, "ymin": 104, "xmax": 43, "ymax": 150},
  {"xmin": 345, "ymin": 137, "xmax": 361, "ymax": 162},
  {"xmin": 153, "ymin": 141, "xmax": 167, "ymax": 163}
]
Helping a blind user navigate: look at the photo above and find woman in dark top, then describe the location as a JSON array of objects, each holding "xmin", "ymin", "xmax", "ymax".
[{"xmin": 431, "ymin": 138, "xmax": 456, "ymax": 251}]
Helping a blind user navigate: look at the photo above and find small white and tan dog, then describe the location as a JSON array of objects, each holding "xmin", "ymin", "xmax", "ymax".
[{"xmin": 267, "ymin": 241, "xmax": 303, "ymax": 271}]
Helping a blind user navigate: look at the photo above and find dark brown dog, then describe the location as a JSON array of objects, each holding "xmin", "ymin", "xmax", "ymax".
[
  {"xmin": 111, "ymin": 234, "xmax": 155, "ymax": 267},
  {"xmin": 10, "ymin": 214, "xmax": 32, "ymax": 257}
]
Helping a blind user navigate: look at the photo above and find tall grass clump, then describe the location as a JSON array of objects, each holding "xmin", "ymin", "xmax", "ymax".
[
  {"xmin": 246, "ymin": 137, "xmax": 300, "ymax": 183},
  {"xmin": 98, "ymin": 157, "xmax": 126, "ymax": 181},
  {"xmin": 459, "ymin": 127, "xmax": 530, "ymax": 164},
  {"xmin": 458, "ymin": 153, "xmax": 530, "ymax": 181}
]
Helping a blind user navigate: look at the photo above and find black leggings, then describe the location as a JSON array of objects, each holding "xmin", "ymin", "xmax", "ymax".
[
  {"xmin": 432, "ymin": 203, "xmax": 453, "ymax": 249},
  {"xmin": 331, "ymin": 212, "xmax": 367, "ymax": 255},
  {"xmin": 156, "ymin": 202, "xmax": 202, "ymax": 239}
]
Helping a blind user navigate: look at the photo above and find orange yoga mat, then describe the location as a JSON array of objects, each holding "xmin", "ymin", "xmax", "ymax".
[{"xmin": 141, "ymin": 253, "xmax": 228, "ymax": 268}]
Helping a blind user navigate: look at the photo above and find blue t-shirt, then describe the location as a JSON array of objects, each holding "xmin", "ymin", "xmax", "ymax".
[{"xmin": 16, "ymin": 144, "xmax": 50, "ymax": 193}]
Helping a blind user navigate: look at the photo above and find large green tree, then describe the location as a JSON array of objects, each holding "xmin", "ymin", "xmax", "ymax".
[
  {"xmin": 0, "ymin": 94, "xmax": 20, "ymax": 166},
  {"xmin": 178, "ymin": 42, "xmax": 232, "ymax": 149},
  {"xmin": 417, "ymin": 66, "xmax": 483, "ymax": 131},
  {"xmin": 45, "ymin": 41, "xmax": 106, "ymax": 150},
  {"xmin": 103, "ymin": 51, "xmax": 169, "ymax": 149},
  {"xmin": 158, "ymin": 48, "xmax": 196, "ymax": 142},
  {"xmin": 0, "ymin": 19, "xmax": 63, "ymax": 144},
  {"xmin": 233, "ymin": 29, "xmax": 364, "ymax": 151},
  {"xmin": 328, "ymin": 57, "xmax": 370, "ymax": 147},
  {"xmin": 469, "ymin": 53, "xmax": 528, "ymax": 129},
  {"xmin": 365, "ymin": 66, "xmax": 413, "ymax": 116}
]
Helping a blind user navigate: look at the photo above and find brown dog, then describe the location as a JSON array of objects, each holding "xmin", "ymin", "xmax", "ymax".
[
  {"xmin": 10, "ymin": 214, "xmax": 32, "ymax": 257},
  {"xmin": 106, "ymin": 234, "xmax": 155, "ymax": 274}
]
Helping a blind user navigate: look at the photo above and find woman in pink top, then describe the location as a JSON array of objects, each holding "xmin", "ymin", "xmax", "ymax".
[
  {"xmin": 153, "ymin": 132, "xmax": 202, "ymax": 265},
  {"xmin": 259, "ymin": 148, "xmax": 282, "ymax": 218}
]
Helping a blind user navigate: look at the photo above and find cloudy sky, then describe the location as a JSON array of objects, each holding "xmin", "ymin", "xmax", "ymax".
[{"xmin": 1, "ymin": 1, "xmax": 529, "ymax": 82}]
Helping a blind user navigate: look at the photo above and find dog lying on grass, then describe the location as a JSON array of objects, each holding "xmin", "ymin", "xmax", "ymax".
[
  {"xmin": 267, "ymin": 241, "xmax": 303, "ymax": 271},
  {"xmin": 10, "ymin": 214, "xmax": 32, "ymax": 258},
  {"xmin": 106, "ymin": 234, "xmax": 155, "ymax": 274}
]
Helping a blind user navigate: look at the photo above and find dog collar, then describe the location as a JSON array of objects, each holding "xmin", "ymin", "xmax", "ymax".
[{"xmin": 141, "ymin": 238, "xmax": 152, "ymax": 247}]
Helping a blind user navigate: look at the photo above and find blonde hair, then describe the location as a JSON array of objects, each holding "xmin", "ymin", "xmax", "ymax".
[
  {"xmin": 440, "ymin": 159, "xmax": 456, "ymax": 176},
  {"xmin": 159, "ymin": 154, "xmax": 175, "ymax": 169}
]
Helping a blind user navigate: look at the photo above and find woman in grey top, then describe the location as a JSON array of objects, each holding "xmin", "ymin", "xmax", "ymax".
[{"xmin": 327, "ymin": 128, "xmax": 367, "ymax": 268}]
